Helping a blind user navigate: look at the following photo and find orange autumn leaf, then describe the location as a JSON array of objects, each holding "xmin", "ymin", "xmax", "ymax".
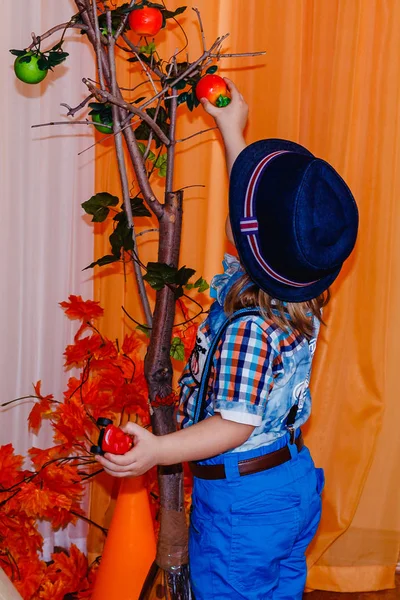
[
  {"xmin": 60, "ymin": 295, "xmax": 104, "ymax": 322},
  {"xmin": 53, "ymin": 396, "xmax": 93, "ymax": 441},
  {"xmin": 28, "ymin": 445, "xmax": 70, "ymax": 471},
  {"xmin": 38, "ymin": 578, "xmax": 68, "ymax": 600},
  {"xmin": 39, "ymin": 461, "xmax": 84, "ymax": 504},
  {"xmin": 0, "ymin": 444, "xmax": 24, "ymax": 488},
  {"xmin": 33, "ymin": 381, "xmax": 54, "ymax": 403},
  {"xmin": 64, "ymin": 334, "xmax": 103, "ymax": 367},
  {"xmin": 0, "ymin": 511, "xmax": 44, "ymax": 557},
  {"xmin": 13, "ymin": 483, "xmax": 72, "ymax": 519},
  {"xmin": 46, "ymin": 544, "xmax": 88, "ymax": 588},
  {"xmin": 122, "ymin": 332, "xmax": 142, "ymax": 355},
  {"xmin": 13, "ymin": 556, "xmax": 46, "ymax": 600},
  {"xmin": 28, "ymin": 381, "xmax": 56, "ymax": 433},
  {"xmin": 28, "ymin": 401, "xmax": 52, "ymax": 433}
]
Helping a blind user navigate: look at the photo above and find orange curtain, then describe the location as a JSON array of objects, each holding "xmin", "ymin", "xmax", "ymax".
[{"xmin": 91, "ymin": 0, "xmax": 400, "ymax": 592}]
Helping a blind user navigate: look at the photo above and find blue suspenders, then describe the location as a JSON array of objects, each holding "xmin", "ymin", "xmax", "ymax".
[
  {"xmin": 192, "ymin": 308, "xmax": 262, "ymax": 425},
  {"xmin": 191, "ymin": 307, "xmax": 300, "ymax": 442}
]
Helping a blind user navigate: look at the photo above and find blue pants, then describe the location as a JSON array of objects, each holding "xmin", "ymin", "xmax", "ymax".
[{"xmin": 189, "ymin": 434, "xmax": 324, "ymax": 600}]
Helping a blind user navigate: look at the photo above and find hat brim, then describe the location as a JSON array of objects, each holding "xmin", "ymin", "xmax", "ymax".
[{"xmin": 229, "ymin": 139, "xmax": 341, "ymax": 302}]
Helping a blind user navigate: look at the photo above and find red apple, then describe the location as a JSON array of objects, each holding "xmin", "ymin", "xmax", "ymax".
[
  {"xmin": 128, "ymin": 7, "xmax": 163, "ymax": 36},
  {"xmin": 195, "ymin": 74, "xmax": 231, "ymax": 107}
]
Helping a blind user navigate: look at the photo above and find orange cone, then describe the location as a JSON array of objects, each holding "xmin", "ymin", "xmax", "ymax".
[{"xmin": 92, "ymin": 476, "xmax": 156, "ymax": 600}]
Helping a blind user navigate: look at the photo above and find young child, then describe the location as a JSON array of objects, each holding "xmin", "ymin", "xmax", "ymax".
[{"xmin": 97, "ymin": 80, "xmax": 359, "ymax": 599}]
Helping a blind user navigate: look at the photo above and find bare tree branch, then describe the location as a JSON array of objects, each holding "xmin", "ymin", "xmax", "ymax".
[
  {"xmin": 106, "ymin": 7, "xmax": 153, "ymax": 327},
  {"xmin": 166, "ymin": 91, "xmax": 178, "ymax": 195},
  {"xmin": 192, "ymin": 8, "xmax": 206, "ymax": 53},
  {"xmin": 31, "ymin": 120, "xmax": 108, "ymax": 129},
  {"xmin": 92, "ymin": 0, "xmax": 106, "ymax": 89},
  {"xmin": 83, "ymin": 78, "xmax": 170, "ymax": 146},
  {"xmin": 176, "ymin": 126, "xmax": 218, "ymax": 143},
  {"xmin": 61, "ymin": 95, "xmax": 94, "ymax": 117},
  {"xmin": 27, "ymin": 22, "xmax": 88, "ymax": 50}
]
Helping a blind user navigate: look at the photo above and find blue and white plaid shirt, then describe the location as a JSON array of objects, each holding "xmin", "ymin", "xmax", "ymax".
[{"xmin": 177, "ymin": 254, "xmax": 320, "ymax": 452}]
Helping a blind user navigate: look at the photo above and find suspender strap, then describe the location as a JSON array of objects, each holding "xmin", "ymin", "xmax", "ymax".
[{"xmin": 192, "ymin": 308, "xmax": 262, "ymax": 425}]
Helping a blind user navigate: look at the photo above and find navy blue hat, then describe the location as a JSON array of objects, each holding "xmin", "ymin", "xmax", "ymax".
[{"xmin": 229, "ymin": 139, "xmax": 359, "ymax": 302}]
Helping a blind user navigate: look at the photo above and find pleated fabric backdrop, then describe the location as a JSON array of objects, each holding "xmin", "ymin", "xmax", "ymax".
[
  {"xmin": 90, "ymin": 0, "xmax": 400, "ymax": 592},
  {"xmin": 0, "ymin": 0, "xmax": 95, "ymax": 559}
]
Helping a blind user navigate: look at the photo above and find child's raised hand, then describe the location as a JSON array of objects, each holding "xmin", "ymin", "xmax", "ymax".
[
  {"xmin": 200, "ymin": 78, "xmax": 248, "ymax": 135},
  {"xmin": 95, "ymin": 421, "xmax": 161, "ymax": 478}
]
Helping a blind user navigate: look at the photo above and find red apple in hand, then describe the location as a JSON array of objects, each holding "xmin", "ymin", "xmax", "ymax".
[
  {"xmin": 129, "ymin": 7, "xmax": 163, "ymax": 36},
  {"xmin": 195, "ymin": 74, "xmax": 231, "ymax": 107}
]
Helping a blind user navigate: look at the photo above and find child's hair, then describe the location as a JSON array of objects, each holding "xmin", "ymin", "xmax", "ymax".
[{"xmin": 224, "ymin": 274, "xmax": 330, "ymax": 340}]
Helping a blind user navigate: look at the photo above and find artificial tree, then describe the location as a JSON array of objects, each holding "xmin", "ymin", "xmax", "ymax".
[{"xmin": 10, "ymin": 1, "xmax": 263, "ymax": 597}]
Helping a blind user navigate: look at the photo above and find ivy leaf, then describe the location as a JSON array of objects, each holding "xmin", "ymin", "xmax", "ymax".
[
  {"xmin": 109, "ymin": 214, "xmax": 134, "ymax": 256},
  {"xmin": 177, "ymin": 267, "xmax": 196, "ymax": 286},
  {"xmin": 170, "ymin": 337, "xmax": 185, "ymax": 362},
  {"xmin": 81, "ymin": 192, "xmax": 119, "ymax": 223},
  {"xmin": 195, "ymin": 277, "xmax": 210, "ymax": 293},
  {"xmin": 139, "ymin": 42, "xmax": 156, "ymax": 55},
  {"xmin": 144, "ymin": 262, "xmax": 178, "ymax": 290},
  {"xmin": 130, "ymin": 197, "xmax": 152, "ymax": 217},
  {"xmin": 135, "ymin": 107, "xmax": 170, "ymax": 147},
  {"xmin": 137, "ymin": 142, "xmax": 156, "ymax": 163},
  {"xmin": 136, "ymin": 324, "xmax": 151, "ymax": 338},
  {"xmin": 206, "ymin": 65, "xmax": 218, "ymax": 75},
  {"xmin": 133, "ymin": 96, "xmax": 146, "ymax": 104},
  {"xmin": 154, "ymin": 154, "xmax": 167, "ymax": 177},
  {"xmin": 83, "ymin": 254, "xmax": 120, "ymax": 270}
]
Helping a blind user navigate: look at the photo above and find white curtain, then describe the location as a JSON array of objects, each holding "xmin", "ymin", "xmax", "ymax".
[{"xmin": 0, "ymin": 1, "xmax": 95, "ymax": 558}]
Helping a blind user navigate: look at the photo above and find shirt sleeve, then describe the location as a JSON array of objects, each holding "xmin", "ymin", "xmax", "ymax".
[{"xmin": 211, "ymin": 318, "xmax": 275, "ymax": 426}]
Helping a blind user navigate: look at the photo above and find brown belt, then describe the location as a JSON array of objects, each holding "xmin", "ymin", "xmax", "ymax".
[{"xmin": 189, "ymin": 432, "xmax": 304, "ymax": 480}]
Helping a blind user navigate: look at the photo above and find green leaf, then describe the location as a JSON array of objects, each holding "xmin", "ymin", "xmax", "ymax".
[
  {"xmin": 163, "ymin": 6, "xmax": 187, "ymax": 19},
  {"xmin": 177, "ymin": 266, "xmax": 196, "ymax": 286},
  {"xmin": 137, "ymin": 142, "xmax": 156, "ymax": 163},
  {"xmin": 170, "ymin": 337, "xmax": 185, "ymax": 362},
  {"xmin": 139, "ymin": 42, "xmax": 156, "ymax": 55},
  {"xmin": 83, "ymin": 254, "xmax": 120, "ymax": 270},
  {"xmin": 82, "ymin": 192, "xmax": 119, "ymax": 223},
  {"xmin": 143, "ymin": 262, "xmax": 178, "ymax": 291},
  {"xmin": 195, "ymin": 277, "xmax": 210, "ymax": 293},
  {"xmin": 174, "ymin": 79, "xmax": 187, "ymax": 90},
  {"xmin": 154, "ymin": 153, "xmax": 167, "ymax": 177},
  {"xmin": 10, "ymin": 49, "xmax": 28, "ymax": 57},
  {"xmin": 109, "ymin": 214, "xmax": 134, "ymax": 256},
  {"xmin": 136, "ymin": 324, "xmax": 151, "ymax": 338},
  {"xmin": 46, "ymin": 51, "xmax": 69, "ymax": 68},
  {"xmin": 177, "ymin": 92, "xmax": 189, "ymax": 105},
  {"xmin": 206, "ymin": 65, "xmax": 218, "ymax": 75},
  {"xmin": 130, "ymin": 197, "xmax": 152, "ymax": 217},
  {"xmin": 186, "ymin": 92, "xmax": 194, "ymax": 112},
  {"xmin": 135, "ymin": 107, "xmax": 170, "ymax": 147},
  {"xmin": 50, "ymin": 41, "xmax": 64, "ymax": 52}
]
